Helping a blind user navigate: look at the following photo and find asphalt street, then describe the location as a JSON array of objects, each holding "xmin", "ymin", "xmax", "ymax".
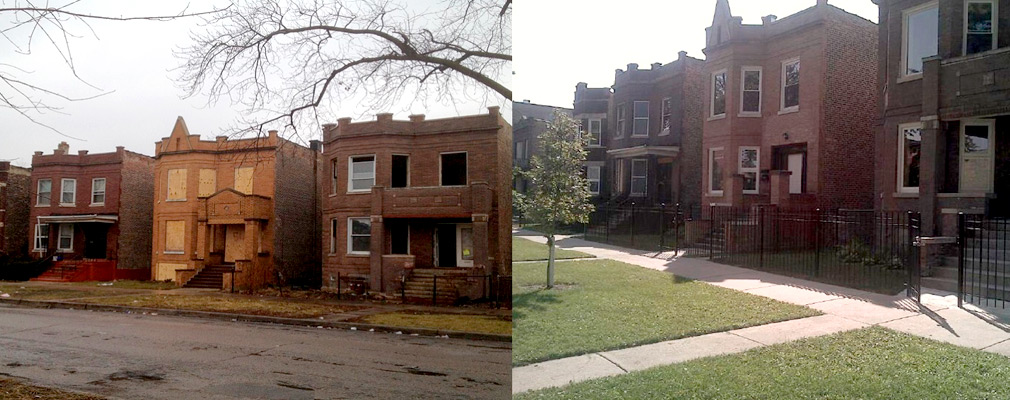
[{"xmin": 0, "ymin": 305, "xmax": 510, "ymax": 399}]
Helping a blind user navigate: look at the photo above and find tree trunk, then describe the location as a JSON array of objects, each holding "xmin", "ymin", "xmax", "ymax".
[{"xmin": 547, "ymin": 235, "xmax": 556, "ymax": 289}]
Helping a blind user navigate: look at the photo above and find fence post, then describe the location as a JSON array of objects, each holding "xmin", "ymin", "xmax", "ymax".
[
  {"xmin": 630, "ymin": 202, "xmax": 636, "ymax": 248},
  {"xmin": 709, "ymin": 206, "xmax": 715, "ymax": 260},
  {"xmin": 957, "ymin": 212, "xmax": 965, "ymax": 308},
  {"xmin": 659, "ymin": 203, "xmax": 666, "ymax": 252},
  {"xmin": 337, "ymin": 272, "xmax": 341, "ymax": 300},
  {"xmin": 814, "ymin": 208, "xmax": 821, "ymax": 277},
  {"xmin": 759, "ymin": 207, "xmax": 765, "ymax": 269},
  {"xmin": 674, "ymin": 203, "xmax": 681, "ymax": 254},
  {"xmin": 605, "ymin": 205, "xmax": 611, "ymax": 244}
]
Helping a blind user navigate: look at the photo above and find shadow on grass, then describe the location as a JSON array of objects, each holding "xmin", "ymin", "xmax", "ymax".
[{"xmin": 512, "ymin": 287, "xmax": 563, "ymax": 321}]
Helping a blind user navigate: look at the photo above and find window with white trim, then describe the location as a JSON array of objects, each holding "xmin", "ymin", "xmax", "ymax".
[
  {"xmin": 616, "ymin": 104, "xmax": 626, "ymax": 138},
  {"xmin": 741, "ymin": 67, "xmax": 762, "ymax": 114},
  {"xmin": 661, "ymin": 98, "xmax": 672, "ymax": 133},
  {"xmin": 709, "ymin": 148, "xmax": 725, "ymax": 195},
  {"xmin": 331, "ymin": 159, "xmax": 338, "ymax": 195},
  {"xmin": 58, "ymin": 224, "xmax": 73, "ymax": 252},
  {"xmin": 902, "ymin": 2, "xmax": 938, "ymax": 78},
  {"xmin": 588, "ymin": 119, "xmax": 602, "ymax": 146},
  {"xmin": 739, "ymin": 147, "xmax": 760, "ymax": 194},
  {"xmin": 614, "ymin": 159, "xmax": 625, "ymax": 193},
  {"xmin": 60, "ymin": 178, "xmax": 76, "ymax": 205},
  {"xmin": 34, "ymin": 224, "xmax": 48, "ymax": 252},
  {"xmin": 711, "ymin": 70, "xmax": 727, "ymax": 117},
  {"xmin": 587, "ymin": 166, "xmax": 601, "ymax": 195},
  {"xmin": 898, "ymin": 123, "xmax": 922, "ymax": 193},
  {"xmin": 781, "ymin": 59, "xmax": 800, "ymax": 111},
  {"xmin": 631, "ymin": 159, "xmax": 647, "ymax": 196},
  {"xmin": 91, "ymin": 178, "xmax": 106, "ymax": 205},
  {"xmin": 966, "ymin": 1, "xmax": 997, "ymax": 55},
  {"xmin": 329, "ymin": 219, "xmax": 338, "ymax": 254},
  {"xmin": 348, "ymin": 155, "xmax": 375, "ymax": 192},
  {"xmin": 36, "ymin": 179, "xmax": 51, "ymax": 206},
  {"xmin": 348, "ymin": 217, "xmax": 371, "ymax": 254},
  {"xmin": 632, "ymin": 101, "xmax": 649, "ymax": 136}
]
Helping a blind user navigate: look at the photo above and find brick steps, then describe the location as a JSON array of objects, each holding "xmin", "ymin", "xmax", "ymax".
[{"xmin": 183, "ymin": 265, "xmax": 234, "ymax": 289}]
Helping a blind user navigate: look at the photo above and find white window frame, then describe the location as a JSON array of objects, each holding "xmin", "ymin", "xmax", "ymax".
[
  {"xmin": 36, "ymin": 178, "xmax": 51, "ymax": 206},
  {"xmin": 60, "ymin": 178, "xmax": 76, "ymax": 206},
  {"xmin": 739, "ymin": 146, "xmax": 760, "ymax": 194},
  {"xmin": 711, "ymin": 69, "xmax": 728, "ymax": 119},
  {"xmin": 780, "ymin": 58, "xmax": 800, "ymax": 113},
  {"xmin": 901, "ymin": 1, "xmax": 939, "ymax": 81},
  {"xmin": 964, "ymin": 0, "xmax": 999, "ymax": 56},
  {"xmin": 57, "ymin": 224, "xmax": 73, "ymax": 252},
  {"xmin": 897, "ymin": 122, "xmax": 923, "ymax": 194},
  {"xmin": 587, "ymin": 165, "xmax": 601, "ymax": 195},
  {"xmin": 660, "ymin": 97, "xmax": 672, "ymax": 134},
  {"xmin": 632, "ymin": 101, "xmax": 650, "ymax": 137},
  {"xmin": 709, "ymin": 147, "xmax": 725, "ymax": 196},
  {"xmin": 614, "ymin": 159, "xmax": 625, "ymax": 194},
  {"xmin": 959, "ymin": 119, "xmax": 997, "ymax": 193},
  {"xmin": 329, "ymin": 219, "xmax": 338, "ymax": 254},
  {"xmin": 615, "ymin": 104, "xmax": 626, "ymax": 139},
  {"xmin": 588, "ymin": 119, "xmax": 603, "ymax": 146},
  {"xmin": 34, "ymin": 223, "xmax": 48, "ymax": 252},
  {"xmin": 347, "ymin": 155, "xmax": 376, "ymax": 193},
  {"xmin": 91, "ymin": 178, "xmax": 106, "ymax": 206},
  {"xmin": 439, "ymin": 151, "xmax": 468, "ymax": 187},
  {"xmin": 630, "ymin": 159, "xmax": 648, "ymax": 197},
  {"xmin": 740, "ymin": 66, "xmax": 763, "ymax": 116},
  {"xmin": 347, "ymin": 217, "xmax": 371, "ymax": 255}
]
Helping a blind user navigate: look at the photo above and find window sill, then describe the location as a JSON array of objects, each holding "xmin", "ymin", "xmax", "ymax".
[
  {"xmin": 165, "ymin": 199, "xmax": 187, "ymax": 202},
  {"xmin": 346, "ymin": 252, "xmax": 370, "ymax": 258},
  {"xmin": 738, "ymin": 112, "xmax": 762, "ymax": 118},
  {"xmin": 164, "ymin": 251, "xmax": 185, "ymax": 255},
  {"xmin": 630, "ymin": 134, "xmax": 649, "ymax": 138},
  {"xmin": 90, "ymin": 203, "xmax": 105, "ymax": 207},
  {"xmin": 893, "ymin": 192, "xmax": 919, "ymax": 198},
  {"xmin": 707, "ymin": 191, "xmax": 725, "ymax": 197},
  {"xmin": 57, "ymin": 249, "xmax": 74, "ymax": 253},
  {"xmin": 346, "ymin": 191, "xmax": 371, "ymax": 195},
  {"xmin": 35, "ymin": 204, "xmax": 51, "ymax": 208},
  {"xmin": 937, "ymin": 192, "xmax": 994, "ymax": 199},
  {"xmin": 777, "ymin": 107, "xmax": 799, "ymax": 115},
  {"xmin": 58, "ymin": 203, "xmax": 75, "ymax": 207},
  {"xmin": 897, "ymin": 73, "xmax": 923, "ymax": 84},
  {"xmin": 707, "ymin": 114, "xmax": 727, "ymax": 122}
]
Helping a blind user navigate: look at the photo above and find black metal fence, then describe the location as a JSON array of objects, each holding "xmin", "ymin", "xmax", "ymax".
[
  {"xmin": 958, "ymin": 214, "xmax": 1010, "ymax": 309},
  {"xmin": 584, "ymin": 203, "xmax": 701, "ymax": 252}
]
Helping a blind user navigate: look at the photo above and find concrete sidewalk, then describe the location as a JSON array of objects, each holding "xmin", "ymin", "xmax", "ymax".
[{"xmin": 513, "ymin": 231, "xmax": 1010, "ymax": 394}]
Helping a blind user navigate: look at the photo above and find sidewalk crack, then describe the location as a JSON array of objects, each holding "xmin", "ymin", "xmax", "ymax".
[
  {"xmin": 727, "ymin": 331, "xmax": 766, "ymax": 346},
  {"xmin": 981, "ymin": 337, "xmax": 1010, "ymax": 351},
  {"xmin": 595, "ymin": 353, "xmax": 628, "ymax": 373}
]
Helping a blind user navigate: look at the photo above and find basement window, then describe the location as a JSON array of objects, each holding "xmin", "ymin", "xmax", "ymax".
[
  {"xmin": 392, "ymin": 155, "xmax": 409, "ymax": 188},
  {"xmin": 440, "ymin": 152, "xmax": 467, "ymax": 186}
]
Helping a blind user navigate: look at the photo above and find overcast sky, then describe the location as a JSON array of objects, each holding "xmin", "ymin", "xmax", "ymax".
[
  {"xmin": 0, "ymin": 0, "xmax": 510, "ymax": 167},
  {"xmin": 514, "ymin": 0, "xmax": 878, "ymax": 109}
]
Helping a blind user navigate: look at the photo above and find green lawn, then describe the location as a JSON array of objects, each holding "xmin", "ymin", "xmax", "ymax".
[
  {"xmin": 517, "ymin": 327, "xmax": 1010, "ymax": 399},
  {"xmin": 512, "ymin": 259, "xmax": 818, "ymax": 366},
  {"xmin": 513, "ymin": 237, "xmax": 594, "ymax": 262}
]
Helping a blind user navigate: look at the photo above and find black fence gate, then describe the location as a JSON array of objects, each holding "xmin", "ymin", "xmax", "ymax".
[{"xmin": 957, "ymin": 214, "xmax": 1010, "ymax": 309}]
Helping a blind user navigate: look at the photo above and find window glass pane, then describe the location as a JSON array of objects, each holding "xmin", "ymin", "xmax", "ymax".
[
  {"xmin": 587, "ymin": 166, "xmax": 600, "ymax": 180},
  {"xmin": 460, "ymin": 227, "xmax": 473, "ymax": 260},
  {"xmin": 743, "ymin": 172, "xmax": 758, "ymax": 191},
  {"xmin": 351, "ymin": 237, "xmax": 371, "ymax": 252},
  {"xmin": 743, "ymin": 92, "xmax": 761, "ymax": 113},
  {"xmin": 902, "ymin": 127, "xmax": 922, "ymax": 188},
  {"xmin": 964, "ymin": 125, "xmax": 990, "ymax": 153},
  {"xmin": 905, "ymin": 6, "xmax": 938, "ymax": 75},
  {"xmin": 93, "ymin": 179, "xmax": 105, "ymax": 192},
  {"xmin": 633, "ymin": 102, "xmax": 649, "ymax": 117},
  {"xmin": 632, "ymin": 160, "xmax": 647, "ymax": 176},
  {"xmin": 440, "ymin": 153, "xmax": 467, "ymax": 186},
  {"xmin": 38, "ymin": 180, "xmax": 51, "ymax": 205},
  {"xmin": 713, "ymin": 73, "xmax": 726, "ymax": 115},
  {"xmin": 783, "ymin": 62, "xmax": 800, "ymax": 108},
  {"xmin": 711, "ymin": 150, "xmax": 724, "ymax": 191},
  {"xmin": 744, "ymin": 70, "xmax": 761, "ymax": 90},
  {"xmin": 351, "ymin": 156, "xmax": 375, "ymax": 190},
  {"xmin": 740, "ymin": 149, "xmax": 758, "ymax": 169},
  {"xmin": 61, "ymin": 180, "xmax": 75, "ymax": 203},
  {"xmin": 967, "ymin": 2, "xmax": 994, "ymax": 54},
  {"xmin": 784, "ymin": 85, "xmax": 800, "ymax": 109},
  {"xmin": 351, "ymin": 218, "xmax": 371, "ymax": 235},
  {"xmin": 633, "ymin": 119, "xmax": 648, "ymax": 135},
  {"xmin": 590, "ymin": 120, "xmax": 601, "ymax": 134},
  {"xmin": 785, "ymin": 62, "xmax": 800, "ymax": 86}
]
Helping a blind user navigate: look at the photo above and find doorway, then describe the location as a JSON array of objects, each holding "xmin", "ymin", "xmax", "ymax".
[
  {"xmin": 434, "ymin": 223, "xmax": 473, "ymax": 267},
  {"xmin": 82, "ymin": 224, "xmax": 108, "ymax": 259},
  {"xmin": 657, "ymin": 160, "xmax": 674, "ymax": 204},
  {"xmin": 224, "ymin": 225, "xmax": 245, "ymax": 263},
  {"xmin": 773, "ymin": 144, "xmax": 807, "ymax": 194}
]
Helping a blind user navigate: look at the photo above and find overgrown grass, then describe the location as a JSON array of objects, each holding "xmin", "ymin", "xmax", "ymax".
[
  {"xmin": 512, "ymin": 259, "xmax": 818, "ymax": 366},
  {"xmin": 513, "ymin": 237, "xmax": 593, "ymax": 262},
  {"xmin": 68, "ymin": 280, "xmax": 178, "ymax": 290},
  {"xmin": 77, "ymin": 294, "xmax": 355, "ymax": 319},
  {"xmin": 357, "ymin": 312, "xmax": 511, "ymax": 335},
  {"xmin": 0, "ymin": 377, "xmax": 103, "ymax": 400},
  {"xmin": 517, "ymin": 327, "xmax": 1010, "ymax": 399},
  {"xmin": 0, "ymin": 284, "xmax": 111, "ymax": 300}
]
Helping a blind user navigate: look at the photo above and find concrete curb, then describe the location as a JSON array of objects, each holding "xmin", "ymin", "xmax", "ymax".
[{"xmin": 0, "ymin": 298, "xmax": 511, "ymax": 343}]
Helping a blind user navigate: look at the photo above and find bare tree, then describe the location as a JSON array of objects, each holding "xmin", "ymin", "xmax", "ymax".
[
  {"xmin": 174, "ymin": 0, "xmax": 511, "ymax": 137},
  {"xmin": 0, "ymin": 1, "xmax": 220, "ymax": 137}
]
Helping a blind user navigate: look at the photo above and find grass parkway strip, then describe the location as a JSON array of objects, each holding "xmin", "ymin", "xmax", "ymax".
[{"xmin": 513, "ymin": 237, "xmax": 595, "ymax": 262}]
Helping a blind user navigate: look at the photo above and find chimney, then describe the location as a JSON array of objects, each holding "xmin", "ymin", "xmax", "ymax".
[
  {"xmin": 376, "ymin": 113, "xmax": 393, "ymax": 123},
  {"xmin": 115, "ymin": 146, "xmax": 124, "ymax": 155},
  {"xmin": 487, "ymin": 106, "xmax": 501, "ymax": 118},
  {"xmin": 34, "ymin": 151, "xmax": 43, "ymax": 156},
  {"xmin": 762, "ymin": 15, "xmax": 778, "ymax": 24},
  {"xmin": 309, "ymin": 140, "xmax": 322, "ymax": 152},
  {"xmin": 409, "ymin": 114, "xmax": 426, "ymax": 123},
  {"xmin": 627, "ymin": 63, "xmax": 639, "ymax": 71},
  {"xmin": 651, "ymin": 62, "xmax": 662, "ymax": 69},
  {"xmin": 678, "ymin": 51, "xmax": 688, "ymax": 60},
  {"xmin": 268, "ymin": 130, "xmax": 278, "ymax": 140},
  {"xmin": 55, "ymin": 141, "xmax": 69, "ymax": 155},
  {"xmin": 322, "ymin": 123, "xmax": 338, "ymax": 140},
  {"xmin": 337, "ymin": 117, "xmax": 352, "ymax": 127},
  {"xmin": 576, "ymin": 82, "xmax": 588, "ymax": 90},
  {"xmin": 216, "ymin": 136, "xmax": 228, "ymax": 144},
  {"xmin": 816, "ymin": 0, "xmax": 827, "ymax": 6},
  {"xmin": 78, "ymin": 150, "xmax": 89, "ymax": 156}
]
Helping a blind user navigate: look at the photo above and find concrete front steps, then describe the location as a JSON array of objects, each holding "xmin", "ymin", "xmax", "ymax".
[{"xmin": 183, "ymin": 265, "xmax": 233, "ymax": 289}]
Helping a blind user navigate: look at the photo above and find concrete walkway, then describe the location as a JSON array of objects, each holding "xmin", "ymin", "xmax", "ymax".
[{"xmin": 513, "ymin": 231, "xmax": 1010, "ymax": 394}]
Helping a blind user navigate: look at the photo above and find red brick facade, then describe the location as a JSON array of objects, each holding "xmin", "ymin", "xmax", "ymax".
[
  {"xmin": 321, "ymin": 108, "xmax": 511, "ymax": 295},
  {"xmin": 701, "ymin": 0, "xmax": 877, "ymax": 211},
  {"xmin": 28, "ymin": 142, "xmax": 154, "ymax": 271},
  {"xmin": 0, "ymin": 162, "xmax": 31, "ymax": 259}
]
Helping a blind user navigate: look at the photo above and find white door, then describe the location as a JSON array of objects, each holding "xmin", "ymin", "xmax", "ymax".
[
  {"xmin": 961, "ymin": 120, "xmax": 995, "ymax": 193},
  {"xmin": 456, "ymin": 224, "xmax": 474, "ymax": 267},
  {"xmin": 787, "ymin": 153, "xmax": 804, "ymax": 194}
]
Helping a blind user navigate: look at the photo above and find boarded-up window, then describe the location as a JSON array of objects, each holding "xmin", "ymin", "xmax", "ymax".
[
  {"xmin": 198, "ymin": 169, "xmax": 217, "ymax": 197},
  {"xmin": 167, "ymin": 169, "xmax": 187, "ymax": 200},
  {"xmin": 165, "ymin": 220, "xmax": 185, "ymax": 254},
  {"xmin": 235, "ymin": 167, "xmax": 254, "ymax": 194}
]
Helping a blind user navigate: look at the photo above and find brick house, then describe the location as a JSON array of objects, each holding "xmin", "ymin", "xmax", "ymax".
[
  {"xmin": 28, "ymin": 142, "xmax": 154, "ymax": 280},
  {"xmin": 0, "ymin": 162, "xmax": 31, "ymax": 260},
  {"xmin": 321, "ymin": 108, "xmax": 511, "ymax": 303},
  {"xmin": 152, "ymin": 117, "xmax": 321, "ymax": 289},
  {"xmin": 512, "ymin": 100, "xmax": 573, "ymax": 197},
  {"xmin": 594, "ymin": 51, "xmax": 706, "ymax": 207},
  {"xmin": 572, "ymin": 86, "xmax": 612, "ymax": 202},
  {"xmin": 702, "ymin": 0, "xmax": 877, "ymax": 210},
  {"xmin": 873, "ymin": 0, "xmax": 1010, "ymax": 236}
]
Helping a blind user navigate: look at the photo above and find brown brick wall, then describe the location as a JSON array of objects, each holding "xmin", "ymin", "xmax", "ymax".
[
  {"xmin": 0, "ymin": 163, "xmax": 31, "ymax": 258},
  {"xmin": 273, "ymin": 141, "xmax": 322, "ymax": 286},
  {"xmin": 117, "ymin": 152, "xmax": 155, "ymax": 270}
]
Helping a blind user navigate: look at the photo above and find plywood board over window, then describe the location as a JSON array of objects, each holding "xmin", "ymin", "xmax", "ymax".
[
  {"xmin": 235, "ymin": 167, "xmax": 254, "ymax": 194},
  {"xmin": 167, "ymin": 169, "xmax": 187, "ymax": 200},
  {"xmin": 199, "ymin": 169, "xmax": 217, "ymax": 197},
  {"xmin": 165, "ymin": 220, "xmax": 185, "ymax": 254}
]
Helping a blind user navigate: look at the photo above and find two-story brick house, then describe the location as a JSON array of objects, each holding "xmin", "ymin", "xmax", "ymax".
[
  {"xmin": 702, "ymin": 0, "xmax": 877, "ymax": 211},
  {"xmin": 873, "ymin": 0, "xmax": 1010, "ymax": 236},
  {"xmin": 28, "ymin": 142, "xmax": 154, "ymax": 280},
  {"xmin": 572, "ymin": 85, "xmax": 612, "ymax": 201},
  {"xmin": 151, "ymin": 118, "xmax": 321, "ymax": 289},
  {"xmin": 0, "ymin": 162, "xmax": 31, "ymax": 260},
  {"xmin": 512, "ymin": 101, "xmax": 573, "ymax": 196},
  {"xmin": 604, "ymin": 51, "xmax": 706, "ymax": 207},
  {"xmin": 321, "ymin": 108, "xmax": 511, "ymax": 303}
]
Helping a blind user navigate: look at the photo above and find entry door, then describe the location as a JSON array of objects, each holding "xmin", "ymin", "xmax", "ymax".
[
  {"xmin": 224, "ymin": 225, "xmax": 245, "ymax": 263},
  {"xmin": 787, "ymin": 153, "xmax": 804, "ymax": 194},
  {"xmin": 456, "ymin": 224, "xmax": 474, "ymax": 267},
  {"xmin": 83, "ymin": 224, "xmax": 108, "ymax": 259},
  {"xmin": 435, "ymin": 225, "xmax": 457, "ymax": 267},
  {"xmin": 961, "ymin": 120, "xmax": 995, "ymax": 193}
]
